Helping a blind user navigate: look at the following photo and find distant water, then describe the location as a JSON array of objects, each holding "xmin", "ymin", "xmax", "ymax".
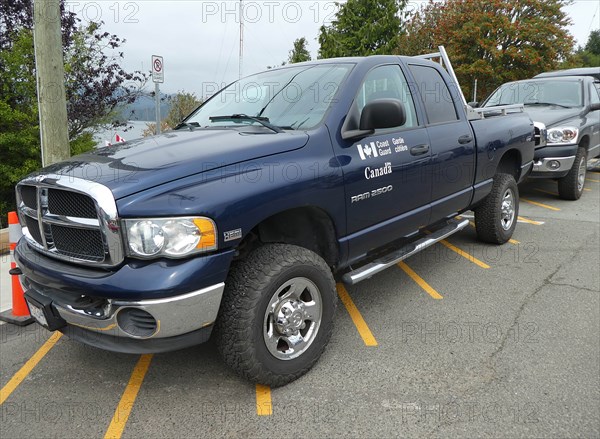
[{"xmin": 93, "ymin": 120, "xmax": 151, "ymax": 147}]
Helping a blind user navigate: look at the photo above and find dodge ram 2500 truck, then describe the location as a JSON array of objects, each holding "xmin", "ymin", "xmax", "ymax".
[
  {"xmin": 483, "ymin": 73, "xmax": 600, "ymax": 200},
  {"xmin": 15, "ymin": 48, "xmax": 535, "ymax": 386}
]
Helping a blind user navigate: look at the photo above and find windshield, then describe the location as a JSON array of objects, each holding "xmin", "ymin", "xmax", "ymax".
[
  {"xmin": 484, "ymin": 80, "xmax": 583, "ymax": 108},
  {"xmin": 185, "ymin": 64, "xmax": 353, "ymax": 130}
]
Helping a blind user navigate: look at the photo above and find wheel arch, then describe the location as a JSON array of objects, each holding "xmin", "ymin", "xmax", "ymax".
[
  {"xmin": 237, "ymin": 206, "xmax": 339, "ymax": 269},
  {"xmin": 496, "ymin": 148, "xmax": 522, "ymax": 180},
  {"xmin": 579, "ymin": 134, "xmax": 589, "ymax": 151}
]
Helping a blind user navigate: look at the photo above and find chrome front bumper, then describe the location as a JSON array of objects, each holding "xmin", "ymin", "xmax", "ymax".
[
  {"xmin": 532, "ymin": 155, "xmax": 576, "ymax": 174},
  {"xmin": 23, "ymin": 279, "xmax": 225, "ymax": 340}
]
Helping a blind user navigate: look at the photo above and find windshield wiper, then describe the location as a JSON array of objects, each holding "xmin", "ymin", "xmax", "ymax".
[
  {"xmin": 524, "ymin": 102, "xmax": 573, "ymax": 109},
  {"xmin": 174, "ymin": 121, "xmax": 200, "ymax": 131},
  {"xmin": 209, "ymin": 114, "xmax": 283, "ymax": 133}
]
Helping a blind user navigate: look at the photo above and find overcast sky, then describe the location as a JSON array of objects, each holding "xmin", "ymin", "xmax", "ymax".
[{"xmin": 65, "ymin": 1, "xmax": 599, "ymax": 98}]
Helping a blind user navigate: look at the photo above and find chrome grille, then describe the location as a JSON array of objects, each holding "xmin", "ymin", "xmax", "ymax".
[
  {"xmin": 533, "ymin": 121, "xmax": 547, "ymax": 149},
  {"xmin": 16, "ymin": 174, "xmax": 124, "ymax": 267},
  {"xmin": 50, "ymin": 225, "xmax": 105, "ymax": 261},
  {"xmin": 21, "ymin": 185, "xmax": 38, "ymax": 209},
  {"xmin": 48, "ymin": 189, "xmax": 97, "ymax": 219}
]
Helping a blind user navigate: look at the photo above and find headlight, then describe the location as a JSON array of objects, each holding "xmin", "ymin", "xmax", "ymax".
[
  {"xmin": 124, "ymin": 217, "xmax": 217, "ymax": 258},
  {"xmin": 547, "ymin": 127, "xmax": 579, "ymax": 145}
]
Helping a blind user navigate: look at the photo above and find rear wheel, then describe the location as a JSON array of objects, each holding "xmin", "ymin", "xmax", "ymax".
[
  {"xmin": 474, "ymin": 173, "xmax": 519, "ymax": 244},
  {"xmin": 558, "ymin": 147, "xmax": 587, "ymax": 200},
  {"xmin": 215, "ymin": 244, "xmax": 336, "ymax": 387}
]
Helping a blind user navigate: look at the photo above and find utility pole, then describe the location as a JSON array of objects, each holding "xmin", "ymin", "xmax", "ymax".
[
  {"xmin": 33, "ymin": 0, "xmax": 70, "ymax": 166},
  {"xmin": 239, "ymin": 0, "xmax": 244, "ymax": 79}
]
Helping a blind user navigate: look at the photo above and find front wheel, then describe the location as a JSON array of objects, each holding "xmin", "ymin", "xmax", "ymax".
[
  {"xmin": 474, "ymin": 173, "xmax": 519, "ymax": 244},
  {"xmin": 558, "ymin": 147, "xmax": 587, "ymax": 200},
  {"xmin": 215, "ymin": 244, "xmax": 337, "ymax": 387}
]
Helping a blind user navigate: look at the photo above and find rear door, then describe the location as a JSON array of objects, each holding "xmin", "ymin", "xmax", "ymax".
[
  {"xmin": 340, "ymin": 63, "xmax": 432, "ymax": 257},
  {"xmin": 407, "ymin": 63, "xmax": 476, "ymax": 222}
]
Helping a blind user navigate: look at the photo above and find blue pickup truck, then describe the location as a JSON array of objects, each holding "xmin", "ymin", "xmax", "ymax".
[{"xmin": 15, "ymin": 49, "xmax": 535, "ymax": 386}]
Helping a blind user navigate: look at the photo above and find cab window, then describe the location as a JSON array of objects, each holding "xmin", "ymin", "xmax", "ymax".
[{"xmin": 355, "ymin": 65, "xmax": 419, "ymax": 129}]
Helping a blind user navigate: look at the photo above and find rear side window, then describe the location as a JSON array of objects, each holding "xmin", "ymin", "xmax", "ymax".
[
  {"xmin": 591, "ymin": 82, "xmax": 600, "ymax": 105},
  {"xmin": 409, "ymin": 65, "xmax": 459, "ymax": 124}
]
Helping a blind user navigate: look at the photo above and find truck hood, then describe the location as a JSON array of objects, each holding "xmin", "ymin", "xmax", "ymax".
[
  {"xmin": 523, "ymin": 106, "xmax": 583, "ymax": 127},
  {"xmin": 42, "ymin": 129, "xmax": 309, "ymax": 199}
]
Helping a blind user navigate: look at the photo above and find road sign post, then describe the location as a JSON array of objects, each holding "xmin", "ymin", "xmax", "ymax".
[{"xmin": 152, "ymin": 55, "xmax": 164, "ymax": 135}]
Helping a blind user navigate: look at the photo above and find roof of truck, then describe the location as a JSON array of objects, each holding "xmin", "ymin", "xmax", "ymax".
[{"xmin": 534, "ymin": 67, "xmax": 600, "ymax": 81}]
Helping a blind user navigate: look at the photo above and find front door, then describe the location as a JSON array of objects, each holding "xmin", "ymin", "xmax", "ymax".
[{"xmin": 339, "ymin": 64, "xmax": 432, "ymax": 258}]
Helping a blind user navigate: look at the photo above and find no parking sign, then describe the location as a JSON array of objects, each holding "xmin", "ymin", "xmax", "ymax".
[{"xmin": 152, "ymin": 55, "xmax": 164, "ymax": 83}]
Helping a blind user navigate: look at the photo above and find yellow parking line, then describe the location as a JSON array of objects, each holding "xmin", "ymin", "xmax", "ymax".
[
  {"xmin": 438, "ymin": 239, "xmax": 491, "ymax": 269},
  {"xmin": 584, "ymin": 188, "xmax": 591, "ymax": 192},
  {"xmin": 517, "ymin": 216, "xmax": 544, "ymax": 225},
  {"xmin": 336, "ymin": 284, "xmax": 377, "ymax": 346},
  {"xmin": 397, "ymin": 262, "xmax": 443, "ymax": 299},
  {"xmin": 104, "ymin": 354, "xmax": 153, "ymax": 439},
  {"xmin": 521, "ymin": 198, "xmax": 561, "ymax": 211},
  {"xmin": 533, "ymin": 188, "xmax": 558, "ymax": 197},
  {"xmin": 0, "ymin": 331, "xmax": 63, "ymax": 405},
  {"xmin": 586, "ymin": 178, "xmax": 599, "ymax": 183},
  {"xmin": 465, "ymin": 220, "xmax": 519, "ymax": 245},
  {"xmin": 256, "ymin": 384, "xmax": 272, "ymax": 416}
]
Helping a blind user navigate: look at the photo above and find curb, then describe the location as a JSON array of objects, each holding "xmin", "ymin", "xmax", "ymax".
[{"xmin": 1, "ymin": 228, "xmax": 8, "ymax": 255}]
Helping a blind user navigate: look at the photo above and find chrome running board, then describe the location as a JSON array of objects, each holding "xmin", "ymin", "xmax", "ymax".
[{"xmin": 342, "ymin": 218, "xmax": 469, "ymax": 285}]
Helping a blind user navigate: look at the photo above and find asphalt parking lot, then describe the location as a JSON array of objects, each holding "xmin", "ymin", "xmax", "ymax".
[{"xmin": 1, "ymin": 173, "xmax": 599, "ymax": 439}]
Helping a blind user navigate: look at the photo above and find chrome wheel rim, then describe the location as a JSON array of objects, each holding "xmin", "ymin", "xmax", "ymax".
[
  {"xmin": 500, "ymin": 188, "xmax": 516, "ymax": 231},
  {"xmin": 577, "ymin": 156, "xmax": 586, "ymax": 193},
  {"xmin": 263, "ymin": 277, "xmax": 322, "ymax": 360}
]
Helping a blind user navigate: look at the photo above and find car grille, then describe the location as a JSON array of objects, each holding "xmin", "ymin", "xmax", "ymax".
[
  {"xmin": 534, "ymin": 126, "xmax": 541, "ymax": 146},
  {"xmin": 533, "ymin": 121, "xmax": 547, "ymax": 148},
  {"xmin": 16, "ymin": 178, "xmax": 123, "ymax": 266}
]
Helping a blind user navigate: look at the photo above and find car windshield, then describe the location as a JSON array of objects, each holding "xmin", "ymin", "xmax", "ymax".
[
  {"xmin": 484, "ymin": 80, "xmax": 583, "ymax": 108},
  {"xmin": 185, "ymin": 64, "xmax": 353, "ymax": 131}
]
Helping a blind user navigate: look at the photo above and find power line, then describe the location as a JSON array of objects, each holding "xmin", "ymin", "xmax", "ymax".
[{"xmin": 590, "ymin": 3, "xmax": 599, "ymax": 32}]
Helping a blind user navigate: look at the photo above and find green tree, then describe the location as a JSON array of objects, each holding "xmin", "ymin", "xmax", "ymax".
[
  {"xmin": 570, "ymin": 30, "xmax": 600, "ymax": 67},
  {"xmin": 288, "ymin": 37, "xmax": 311, "ymax": 63},
  {"xmin": 0, "ymin": 0, "xmax": 146, "ymax": 223},
  {"xmin": 0, "ymin": 29, "xmax": 40, "ymax": 224},
  {"xmin": 164, "ymin": 92, "xmax": 203, "ymax": 129},
  {"xmin": 143, "ymin": 91, "xmax": 203, "ymax": 136},
  {"xmin": 398, "ymin": 0, "xmax": 576, "ymax": 100},
  {"xmin": 318, "ymin": 0, "xmax": 407, "ymax": 58},
  {"xmin": 585, "ymin": 29, "xmax": 600, "ymax": 55}
]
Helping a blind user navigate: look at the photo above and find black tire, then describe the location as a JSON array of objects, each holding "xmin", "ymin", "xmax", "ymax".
[
  {"xmin": 474, "ymin": 173, "xmax": 519, "ymax": 244},
  {"xmin": 215, "ymin": 244, "xmax": 337, "ymax": 387},
  {"xmin": 558, "ymin": 147, "xmax": 587, "ymax": 200}
]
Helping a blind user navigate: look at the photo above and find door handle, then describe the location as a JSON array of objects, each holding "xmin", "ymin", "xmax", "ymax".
[
  {"xmin": 410, "ymin": 144, "xmax": 430, "ymax": 156},
  {"xmin": 458, "ymin": 134, "xmax": 473, "ymax": 144}
]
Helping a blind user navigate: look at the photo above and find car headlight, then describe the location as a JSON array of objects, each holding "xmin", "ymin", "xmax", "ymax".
[
  {"xmin": 124, "ymin": 217, "xmax": 217, "ymax": 258},
  {"xmin": 547, "ymin": 127, "xmax": 579, "ymax": 145}
]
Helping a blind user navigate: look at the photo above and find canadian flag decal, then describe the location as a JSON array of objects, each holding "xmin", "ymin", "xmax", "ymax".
[{"xmin": 357, "ymin": 142, "xmax": 378, "ymax": 160}]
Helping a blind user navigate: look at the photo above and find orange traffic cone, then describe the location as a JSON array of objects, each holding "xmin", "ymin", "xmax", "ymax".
[{"xmin": 0, "ymin": 211, "xmax": 34, "ymax": 326}]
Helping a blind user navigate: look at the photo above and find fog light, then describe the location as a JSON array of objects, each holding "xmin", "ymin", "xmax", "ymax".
[
  {"xmin": 547, "ymin": 160, "xmax": 560, "ymax": 170},
  {"xmin": 117, "ymin": 308, "xmax": 158, "ymax": 338}
]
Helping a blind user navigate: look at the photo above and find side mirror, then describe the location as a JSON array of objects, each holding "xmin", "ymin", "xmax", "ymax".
[
  {"xmin": 589, "ymin": 103, "xmax": 600, "ymax": 111},
  {"xmin": 359, "ymin": 98, "xmax": 406, "ymax": 131},
  {"xmin": 468, "ymin": 101, "xmax": 480, "ymax": 108}
]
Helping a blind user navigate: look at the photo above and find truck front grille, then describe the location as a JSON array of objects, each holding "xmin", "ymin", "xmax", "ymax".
[
  {"xmin": 533, "ymin": 121, "xmax": 547, "ymax": 149},
  {"xmin": 50, "ymin": 224, "xmax": 105, "ymax": 262},
  {"xmin": 48, "ymin": 188, "xmax": 98, "ymax": 219},
  {"xmin": 16, "ymin": 176, "xmax": 124, "ymax": 267}
]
